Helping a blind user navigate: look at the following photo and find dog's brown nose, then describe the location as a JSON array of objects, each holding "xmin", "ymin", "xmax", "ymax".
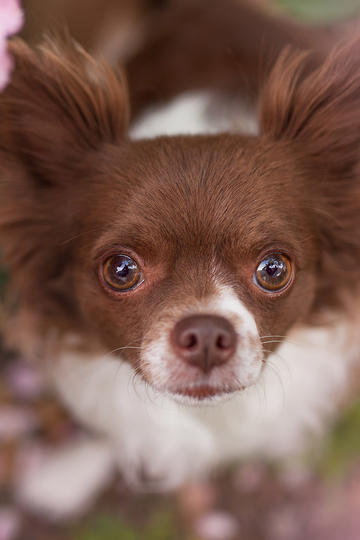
[{"xmin": 171, "ymin": 315, "xmax": 237, "ymax": 373}]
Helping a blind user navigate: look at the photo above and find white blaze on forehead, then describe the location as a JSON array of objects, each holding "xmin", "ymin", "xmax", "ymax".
[{"xmin": 200, "ymin": 285, "xmax": 258, "ymax": 336}]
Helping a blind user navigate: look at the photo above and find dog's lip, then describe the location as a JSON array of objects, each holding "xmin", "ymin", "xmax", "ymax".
[{"xmin": 170, "ymin": 384, "xmax": 237, "ymax": 400}]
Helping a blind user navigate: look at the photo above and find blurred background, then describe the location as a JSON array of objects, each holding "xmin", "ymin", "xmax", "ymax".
[{"xmin": 1, "ymin": 0, "xmax": 360, "ymax": 539}]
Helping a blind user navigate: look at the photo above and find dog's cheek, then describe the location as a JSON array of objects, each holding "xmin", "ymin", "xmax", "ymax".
[
  {"xmin": 253, "ymin": 269, "xmax": 317, "ymax": 348},
  {"xmin": 74, "ymin": 281, "xmax": 145, "ymax": 362}
]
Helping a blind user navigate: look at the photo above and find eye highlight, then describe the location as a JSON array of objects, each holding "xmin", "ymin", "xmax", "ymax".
[
  {"xmin": 102, "ymin": 254, "xmax": 142, "ymax": 292},
  {"xmin": 254, "ymin": 253, "xmax": 293, "ymax": 292}
]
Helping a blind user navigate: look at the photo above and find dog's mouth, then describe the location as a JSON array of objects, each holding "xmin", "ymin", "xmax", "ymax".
[
  {"xmin": 169, "ymin": 383, "xmax": 241, "ymax": 401},
  {"xmin": 140, "ymin": 358, "xmax": 257, "ymax": 402}
]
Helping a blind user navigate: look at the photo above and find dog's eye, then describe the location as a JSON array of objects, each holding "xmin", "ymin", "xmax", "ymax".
[
  {"xmin": 254, "ymin": 253, "xmax": 293, "ymax": 292},
  {"xmin": 102, "ymin": 254, "xmax": 142, "ymax": 292}
]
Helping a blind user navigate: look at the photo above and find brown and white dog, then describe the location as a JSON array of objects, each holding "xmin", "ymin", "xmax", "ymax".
[{"xmin": 1, "ymin": 0, "xmax": 360, "ymax": 517}]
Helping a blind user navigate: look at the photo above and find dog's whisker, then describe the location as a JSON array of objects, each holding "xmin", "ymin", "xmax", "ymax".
[
  {"xmin": 259, "ymin": 335, "xmax": 289, "ymax": 338},
  {"xmin": 261, "ymin": 348, "xmax": 287, "ymax": 406},
  {"xmin": 60, "ymin": 227, "xmax": 106, "ymax": 246},
  {"xmin": 102, "ymin": 344, "xmax": 144, "ymax": 360},
  {"xmin": 260, "ymin": 338, "xmax": 301, "ymax": 347},
  {"xmin": 262, "ymin": 345, "xmax": 292, "ymax": 380}
]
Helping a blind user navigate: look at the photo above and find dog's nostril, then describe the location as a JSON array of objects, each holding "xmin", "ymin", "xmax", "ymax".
[
  {"xmin": 216, "ymin": 334, "xmax": 229, "ymax": 350},
  {"xmin": 171, "ymin": 314, "xmax": 237, "ymax": 373},
  {"xmin": 185, "ymin": 332, "xmax": 198, "ymax": 349}
]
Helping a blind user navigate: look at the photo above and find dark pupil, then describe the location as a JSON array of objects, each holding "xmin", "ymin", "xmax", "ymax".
[
  {"xmin": 258, "ymin": 256, "xmax": 287, "ymax": 286},
  {"xmin": 112, "ymin": 256, "xmax": 136, "ymax": 283},
  {"xmin": 265, "ymin": 259, "xmax": 283, "ymax": 277}
]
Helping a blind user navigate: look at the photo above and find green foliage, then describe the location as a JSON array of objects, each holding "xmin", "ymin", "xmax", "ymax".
[
  {"xmin": 146, "ymin": 510, "xmax": 179, "ymax": 540},
  {"xmin": 72, "ymin": 509, "xmax": 179, "ymax": 540},
  {"xmin": 73, "ymin": 515, "xmax": 138, "ymax": 540},
  {"xmin": 318, "ymin": 400, "xmax": 360, "ymax": 478},
  {"xmin": 276, "ymin": 0, "xmax": 359, "ymax": 22}
]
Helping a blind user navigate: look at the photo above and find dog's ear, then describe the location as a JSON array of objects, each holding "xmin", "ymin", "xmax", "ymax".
[
  {"xmin": 0, "ymin": 38, "xmax": 129, "ymax": 184},
  {"xmin": 259, "ymin": 39, "xmax": 360, "ymax": 178},
  {"xmin": 259, "ymin": 39, "xmax": 360, "ymax": 313},
  {"xmin": 0, "ymin": 39, "xmax": 129, "ymax": 315}
]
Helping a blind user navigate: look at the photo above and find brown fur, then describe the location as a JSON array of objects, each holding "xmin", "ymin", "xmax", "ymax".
[
  {"xmin": 125, "ymin": 0, "xmax": 338, "ymax": 119},
  {"xmin": 1, "ymin": 37, "xmax": 360, "ymax": 369},
  {"xmin": 260, "ymin": 40, "xmax": 360, "ymax": 313},
  {"xmin": 0, "ymin": 39, "xmax": 129, "ymax": 349},
  {"xmin": 21, "ymin": 0, "xmax": 169, "ymax": 50}
]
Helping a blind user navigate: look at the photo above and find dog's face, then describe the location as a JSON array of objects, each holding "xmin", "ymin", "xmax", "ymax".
[
  {"xmin": 70, "ymin": 136, "xmax": 317, "ymax": 400},
  {"xmin": 1, "ymin": 40, "xmax": 360, "ymax": 402}
]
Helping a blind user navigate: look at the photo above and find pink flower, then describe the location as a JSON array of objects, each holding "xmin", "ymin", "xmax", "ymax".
[
  {"xmin": 0, "ymin": 0, "xmax": 24, "ymax": 91},
  {"xmin": 0, "ymin": 406, "xmax": 37, "ymax": 441},
  {"xmin": 195, "ymin": 511, "xmax": 239, "ymax": 540},
  {"xmin": 0, "ymin": 507, "xmax": 20, "ymax": 540},
  {"xmin": 5, "ymin": 360, "xmax": 45, "ymax": 399}
]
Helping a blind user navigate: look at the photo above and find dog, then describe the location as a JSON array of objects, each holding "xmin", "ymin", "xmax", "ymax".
[{"xmin": 1, "ymin": 7, "xmax": 360, "ymax": 517}]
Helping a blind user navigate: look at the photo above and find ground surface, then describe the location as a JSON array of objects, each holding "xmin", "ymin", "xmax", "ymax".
[{"xmin": 2, "ymin": 348, "xmax": 360, "ymax": 540}]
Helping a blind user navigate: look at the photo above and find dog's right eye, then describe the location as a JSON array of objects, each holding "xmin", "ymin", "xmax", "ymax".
[
  {"xmin": 101, "ymin": 254, "xmax": 142, "ymax": 292},
  {"xmin": 254, "ymin": 253, "xmax": 293, "ymax": 293}
]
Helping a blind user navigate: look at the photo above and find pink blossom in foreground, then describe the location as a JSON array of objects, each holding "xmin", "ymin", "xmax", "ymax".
[
  {"xmin": 195, "ymin": 511, "xmax": 239, "ymax": 540},
  {"xmin": 0, "ymin": 406, "xmax": 37, "ymax": 441},
  {"xmin": 0, "ymin": 0, "xmax": 24, "ymax": 91},
  {"xmin": 0, "ymin": 507, "xmax": 20, "ymax": 540},
  {"xmin": 5, "ymin": 360, "xmax": 45, "ymax": 400}
]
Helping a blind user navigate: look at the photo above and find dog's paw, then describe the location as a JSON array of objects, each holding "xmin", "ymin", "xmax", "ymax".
[
  {"xmin": 114, "ymin": 422, "xmax": 216, "ymax": 492},
  {"xmin": 15, "ymin": 438, "xmax": 114, "ymax": 519}
]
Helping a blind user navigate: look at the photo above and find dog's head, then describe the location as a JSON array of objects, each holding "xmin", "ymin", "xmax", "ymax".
[{"xmin": 1, "ymin": 39, "xmax": 359, "ymax": 402}]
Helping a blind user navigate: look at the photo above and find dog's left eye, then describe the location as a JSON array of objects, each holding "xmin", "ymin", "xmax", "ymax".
[
  {"xmin": 102, "ymin": 254, "xmax": 142, "ymax": 292},
  {"xmin": 254, "ymin": 253, "xmax": 293, "ymax": 292}
]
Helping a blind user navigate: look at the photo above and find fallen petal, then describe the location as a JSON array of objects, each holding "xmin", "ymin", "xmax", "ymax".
[{"xmin": 195, "ymin": 511, "xmax": 239, "ymax": 540}]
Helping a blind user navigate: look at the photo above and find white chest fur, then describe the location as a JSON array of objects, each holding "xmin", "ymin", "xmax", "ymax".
[
  {"xmin": 130, "ymin": 91, "xmax": 259, "ymax": 139},
  {"xmin": 50, "ymin": 321, "xmax": 355, "ymax": 490}
]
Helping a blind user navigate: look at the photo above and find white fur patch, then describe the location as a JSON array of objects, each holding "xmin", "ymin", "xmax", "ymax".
[
  {"xmin": 47, "ymin": 296, "xmax": 357, "ymax": 501},
  {"xmin": 51, "ymin": 355, "xmax": 215, "ymax": 492},
  {"xmin": 130, "ymin": 91, "xmax": 258, "ymax": 139},
  {"xmin": 192, "ymin": 321, "xmax": 355, "ymax": 463},
  {"xmin": 141, "ymin": 285, "xmax": 262, "ymax": 398}
]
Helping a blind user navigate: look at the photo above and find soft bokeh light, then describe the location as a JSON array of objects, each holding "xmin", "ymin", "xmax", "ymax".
[{"xmin": 0, "ymin": 0, "xmax": 23, "ymax": 90}]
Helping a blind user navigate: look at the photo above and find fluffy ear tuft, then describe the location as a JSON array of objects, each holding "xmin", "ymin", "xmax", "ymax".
[
  {"xmin": 260, "ymin": 38, "xmax": 360, "ymax": 176},
  {"xmin": 0, "ymin": 39, "xmax": 129, "ymax": 329},
  {"xmin": 260, "ymin": 39, "xmax": 360, "ymax": 315},
  {"xmin": 0, "ymin": 38, "xmax": 129, "ymax": 182}
]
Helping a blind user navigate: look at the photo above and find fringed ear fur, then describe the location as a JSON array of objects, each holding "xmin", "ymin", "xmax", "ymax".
[
  {"xmin": 260, "ymin": 38, "xmax": 360, "ymax": 314},
  {"xmin": 0, "ymin": 38, "xmax": 129, "ymax": 183},
  {"xmin": 260, "ymin": 38, "xmax": 360, "ymax": 177},
  {"xmin": 0, "ymin": 38, "xmax": 129, "ymax": 321}
]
